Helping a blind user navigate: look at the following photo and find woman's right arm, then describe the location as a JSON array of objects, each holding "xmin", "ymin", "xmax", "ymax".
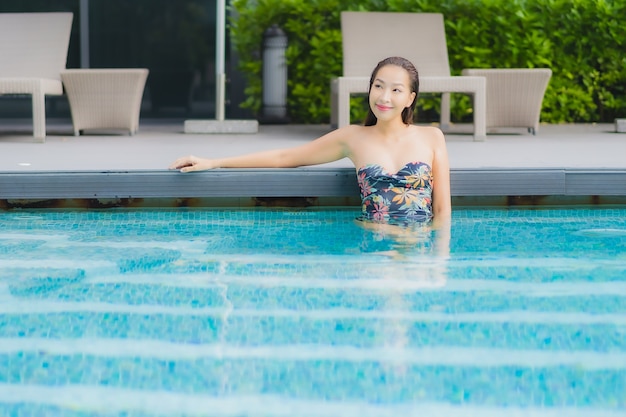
[{"xmin": 169, "ymin": 126, "xmax": 357, "ymax": 172}]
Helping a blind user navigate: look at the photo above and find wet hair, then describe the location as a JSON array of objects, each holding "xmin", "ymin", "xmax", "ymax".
[{"xmin": 363, "ymin": 56, "xmax": 419, "ymax": 126}]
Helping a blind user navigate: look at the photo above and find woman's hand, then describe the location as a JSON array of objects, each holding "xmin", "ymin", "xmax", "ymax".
[
  {"xmin": 168, "ymin": 155, "xmax": 216, "ymax": 172},
  {"xmin": 169, "ymin": 155, "xmax": 218, "ymax": 172}
]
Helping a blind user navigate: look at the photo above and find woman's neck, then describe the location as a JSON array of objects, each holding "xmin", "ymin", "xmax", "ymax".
[{"xmin": 372, "ymin": 119, "xmax": 410, "ymax": 138}]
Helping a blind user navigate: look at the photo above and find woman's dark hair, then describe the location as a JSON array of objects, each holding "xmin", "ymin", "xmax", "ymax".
[{"xmin": 363, "ymin": 56, "xmax": 419, "ymax": 126}]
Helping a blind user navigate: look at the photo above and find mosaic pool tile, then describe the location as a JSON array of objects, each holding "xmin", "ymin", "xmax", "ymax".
[{"xmin": 0, "ymin": 206, "xmax": 625, "ymax": 416}]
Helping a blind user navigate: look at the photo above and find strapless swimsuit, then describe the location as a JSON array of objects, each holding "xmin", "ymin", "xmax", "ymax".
[{"xmin": 357, "ymin": 161, "xmax": 433, "ymax": 223}]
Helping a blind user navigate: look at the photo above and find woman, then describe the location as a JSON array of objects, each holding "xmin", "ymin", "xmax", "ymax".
[{"xmin": 169, "ymin": 56, "xmax": 451, "ymax": 224}]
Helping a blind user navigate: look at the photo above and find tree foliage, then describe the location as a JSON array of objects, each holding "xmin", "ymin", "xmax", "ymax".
[{"xmin": 231, "ymin": 0, "xmax": 626, "ymax": 124}]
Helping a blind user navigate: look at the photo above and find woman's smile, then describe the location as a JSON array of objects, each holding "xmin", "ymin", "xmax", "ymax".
[{"xmin": 376, "ymin": 104, "xmax": 393, "ymax": 111}]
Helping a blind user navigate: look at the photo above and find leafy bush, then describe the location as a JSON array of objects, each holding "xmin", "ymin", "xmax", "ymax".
[{"xmin": 230, "ymin": 0, "xmax": 626, "ymax": 124}]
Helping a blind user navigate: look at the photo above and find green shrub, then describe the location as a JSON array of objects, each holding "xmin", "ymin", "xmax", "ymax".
[{"xmin": 230, "ymin": 0, "xmax": 626, "ymax": 124}]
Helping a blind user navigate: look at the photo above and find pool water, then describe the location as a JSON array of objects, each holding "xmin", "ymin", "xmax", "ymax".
[{"xmin": 0, "ymin": 207, "xmax": 624, "ymax": 416}]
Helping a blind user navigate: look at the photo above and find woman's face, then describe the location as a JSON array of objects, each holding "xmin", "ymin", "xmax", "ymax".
[{"xmin": 368, "ymin": 65, "xmax": 416, "ymax": 123}]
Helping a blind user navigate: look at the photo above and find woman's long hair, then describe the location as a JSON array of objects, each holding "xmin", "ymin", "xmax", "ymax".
[{"xmin": 363, "ymin": 56, "xmax": 419, "ymax": 126}]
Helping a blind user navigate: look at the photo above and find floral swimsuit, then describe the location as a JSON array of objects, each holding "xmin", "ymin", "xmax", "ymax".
[{"xmin": 357, "ymin": 161, "xmax": 433, "ymax": 223}]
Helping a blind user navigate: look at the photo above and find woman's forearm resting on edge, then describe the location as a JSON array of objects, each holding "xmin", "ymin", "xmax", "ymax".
[{"xmin": 169, "ymin": 149, "xmax": 304, "ymax": 172}]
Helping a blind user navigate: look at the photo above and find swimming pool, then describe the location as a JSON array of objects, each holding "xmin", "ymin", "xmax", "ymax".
[{"xmin": 0, "ymin": 206, "xmax": 624, "ymax": 416}]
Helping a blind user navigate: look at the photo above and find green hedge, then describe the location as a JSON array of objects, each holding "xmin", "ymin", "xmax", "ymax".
[{"xmin": 230, "ymin": 0, "xmax": 626, "ymax": 124}]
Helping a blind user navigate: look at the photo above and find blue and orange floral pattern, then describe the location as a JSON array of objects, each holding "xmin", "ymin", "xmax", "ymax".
[{"xmin": 357, "ymin": 161, "xmax": 433, "ymax": 223}]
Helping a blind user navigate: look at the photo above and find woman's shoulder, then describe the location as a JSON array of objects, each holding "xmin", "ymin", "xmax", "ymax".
[
  {"xmin": 411, "ymin": 125, "xmax": 443, "ymax": 136},
  {"xmin": 408, "ymin": 125, "xmax": 446, "ymax": 146},
  {"xmin": 329, "ymin": 123, "xmax": 366, "ymax": 136},
  {"xmin": 330, "ymin": 123, "xmax": 373, "ymax": 143}
]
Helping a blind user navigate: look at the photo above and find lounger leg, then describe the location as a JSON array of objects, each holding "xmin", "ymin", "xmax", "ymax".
[
  {"xmin": 330, "ymin": 79, "xmax": 338, "ymax": 129},
  {"xmin": 31, "ymin": 92, "xmax": 46, "ymax": 142},
  {"xmin": 337, "ymin": 83, "xmax": 350, "ymax": 128},
  {"xmin": 472, "ymin": 80, "xmax": 487, "ymax": 141},
  {"xmin": 440, "ymin": 92, "xmax": 451, "ymax": 129}
]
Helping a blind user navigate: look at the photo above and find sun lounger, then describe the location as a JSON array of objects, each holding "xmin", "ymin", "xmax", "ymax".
[
  {"xmin": 462, "ymin": 68, "xmax": 552, "ymax": 134},
  {"xmin": 61, "ymin": 69, "xmax": 149, "ymax": 136},
  {"xmin": 0, "ymin": 12, "xmax": 73, "ymax": 142},
  {"xmin": 331, "ymin": 11, "xmax": 487, "ymax": 141}
]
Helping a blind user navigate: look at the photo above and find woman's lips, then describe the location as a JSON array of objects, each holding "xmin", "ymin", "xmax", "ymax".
[{"xmin": 376, "ymin": 104, "xmax": 392, "ymax": 111}]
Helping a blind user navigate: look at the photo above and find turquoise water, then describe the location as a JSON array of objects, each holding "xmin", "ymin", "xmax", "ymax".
[{"xmin": 0, "ymin": 207, "xmax": 624, "ymax": 416}]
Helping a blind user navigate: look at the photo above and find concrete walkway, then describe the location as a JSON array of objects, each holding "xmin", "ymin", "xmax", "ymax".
[{"xmin": 0, "ymin": 119, "xmax": 624, "ymax": 171}]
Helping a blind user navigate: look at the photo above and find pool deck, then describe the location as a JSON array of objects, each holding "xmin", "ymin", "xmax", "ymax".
[{"xmin": 1, "ymin": 118, "xmax": 626, "ymax": 207}]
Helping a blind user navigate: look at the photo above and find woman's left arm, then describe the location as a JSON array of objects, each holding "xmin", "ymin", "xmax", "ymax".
[{"xmin": 430, "ymin": 128, "xmax": 452, "ymax": 222}]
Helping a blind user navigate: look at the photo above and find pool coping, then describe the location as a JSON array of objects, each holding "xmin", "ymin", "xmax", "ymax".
[{"xmin": 2, "ymin": 167, "xmax": 626, "ymax": 200}]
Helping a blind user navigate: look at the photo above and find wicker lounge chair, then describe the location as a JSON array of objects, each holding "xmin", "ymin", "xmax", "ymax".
[
  {"xmin": 61, "ymin": 69, "xmax": 149, "ymax": 136},
  {"xmin": 0, "ymin": 12, "xmax": 73, "ymax": 142},
  {"xmin": 461, "ymin": 68, "xmax": 552, "ymax": 134},
  {"xmin": 330, "ymin": 11, "xmax": 487, "ymax": 141}
]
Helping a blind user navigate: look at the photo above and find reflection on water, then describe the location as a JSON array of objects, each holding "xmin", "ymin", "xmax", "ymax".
[
  {"xmin": 354, "ymin": 218, "xmax": 451, "ymax": 377},
  {"xmin": 355, "ymin": 217, "xmax": 450, "ymax": 284}
]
